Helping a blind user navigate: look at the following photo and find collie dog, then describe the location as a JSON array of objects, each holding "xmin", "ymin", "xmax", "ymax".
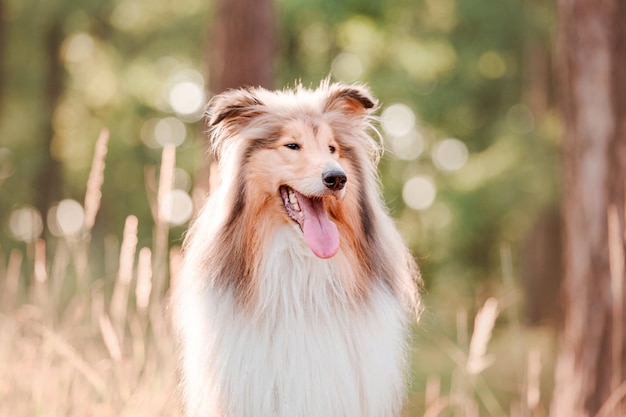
[{"xmin": 172, "ymin": 81, "xmax": 420, "ymax": 417}]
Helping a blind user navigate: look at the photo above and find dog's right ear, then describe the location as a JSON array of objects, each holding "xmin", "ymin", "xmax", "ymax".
[
  {"xmin": 205, "ymin": 88, "xmax": 266, "ymax": 159},
  {"xmin": 205, "ymin": 88, "xmax": 264, "ymax": 128}
]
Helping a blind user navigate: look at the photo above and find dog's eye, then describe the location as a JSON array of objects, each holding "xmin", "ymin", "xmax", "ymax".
[
  {"xmin": 329, "ymin": 145, "xmax": 336, "ymax": 154},
  {"xmin": 285, "ymin": 143, "xmax": 300, "ymax": 150}
]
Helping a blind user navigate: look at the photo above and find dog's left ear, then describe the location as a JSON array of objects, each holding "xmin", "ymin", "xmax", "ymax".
[{"xmin": 324, "ymin": 83, "xmax": 377, "ymax": 116}]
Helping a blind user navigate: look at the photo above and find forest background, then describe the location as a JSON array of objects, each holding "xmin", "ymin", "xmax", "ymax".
[{"xmin": 0, "ymin": 0, "xmax": 623, "ymax": 416}]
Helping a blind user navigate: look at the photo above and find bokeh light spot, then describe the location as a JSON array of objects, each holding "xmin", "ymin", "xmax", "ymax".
[
  {"xmin": 301, "ymin": 23, "xmax": 331, "ymax": 55},
  {"xmin": 9, "ymin": 206, "xmax": 43, "ymax": 243},
  {"xmin": 430, "ymin": 202, "xmax": 452, "ymax": 229},
  {"xmin": 141, "ymin": 119, "xmax": 160, "ymax": 149},
  {"xmin": 432, "ymin": 138, "xmax": 469, "ymax": 172},
  {"xmin": 478, "ymin": 51, "xmax": 507, "ymax": 79},
  {"xmin": 161, "ymin": 189, "xmax": 194, "ymax": 226},
  {"xmin": 154, "ymin": 117, "xmax": 186, "ymax": 147},
  {"xmin": 331, "ymin": 53, "xmax": 363, "ymax": 83},
  {"xmin": 381, "ymin": 104, "xmax": 416, "ymax": 137},
  {"xmin": 507, "ymin": 104, "xmax": 535, "ymax": 134},
  {"xmin": 403, "ymin": 176, "xmax": 437, "ymax": 210},
  {"xmin": 389, "ymin": 130, "xmax": 425, "ymax": 161},
  {"xmin": 169, "ymin": 81, "xmax": 205, "ymax": 116},
  {"xmin": 64, "ymin": 33, "xmax": 94, "ymax": 64},
  {"xmin": 49, "ymin": 199, "xmax": 85, "ymax": 237},
  {"xmin": 395, "ymin": 40, "xmax": 457, "ymax": 81},
  {"xmin": 110, "ymin": 2, "xmax": 142, "ymax": 32}
]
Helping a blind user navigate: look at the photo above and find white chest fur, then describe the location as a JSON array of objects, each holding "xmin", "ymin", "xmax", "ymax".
[{"xmin": 177, "ymin": 227, "xmax": 410, "ymax": 417}]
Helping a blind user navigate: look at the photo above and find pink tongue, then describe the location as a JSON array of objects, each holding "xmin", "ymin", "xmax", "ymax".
[{"xmin": 297, "ymin": 193, "xmax": 340, "ymax": 259}]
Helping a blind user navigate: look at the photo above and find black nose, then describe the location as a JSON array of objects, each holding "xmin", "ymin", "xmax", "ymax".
[{"xmin": 322, "ymin": 170, "xmax": 347, "ymax": 191}]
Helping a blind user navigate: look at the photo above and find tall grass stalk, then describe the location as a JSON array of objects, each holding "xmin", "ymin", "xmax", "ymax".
[
  {"xmin": 83, "ymin": 129, "xmax": 109, "ymax": 232},
  {"xmin": 38, "ymin": 323, "xmax": 108, "ymax": 397},
  {"xmin": 31, "ymin": 238, "xmax": 49, "ymax": 312},
  {"xmin": 466, "ymin": 297, "xmax": 506, "ymax": 417},
  {"xmin": 49, "ymin": 239, "xmax": 69, "ymax": 316},
  {"xmin": 135, "ymin": 247, "xmax": 153, "ymax": 319},
  {"xmin": 152, "ymin": 144, "xmax": 175, "ymax": 306},
  {"xmin": 4, "ymin": 248, "xmax": 23, "ymax": 309},
  {"xmin": 467, "ymin": 297, "xmax": 498, "ymax": 376},
  {"xmin": 110, "ymin": 215, "xmax": 139, "ymax": 339},
  {"xmin": 75, "ymin": 128, "xmax": 110, "ymax": 293},
  {"xmin": 525, "ymin": 348, "xmax": 542, "ymax": 413}
]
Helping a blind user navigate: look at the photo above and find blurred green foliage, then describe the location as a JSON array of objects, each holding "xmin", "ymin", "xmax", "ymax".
[{"xmin": 1, "ymin": 0, "xmax": 557, "ymax": 306}]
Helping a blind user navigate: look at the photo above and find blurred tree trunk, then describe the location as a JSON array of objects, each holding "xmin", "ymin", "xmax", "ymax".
[
  {"xmin": 208, "ymin": 0, "xmax": 275, "ymax": 93},
  {"xmin": 198, "ymin": 0, "xmax": 275, "ymax": 195},
  {"xmin": 521, "ymin": 209, "xmax": 561, "ymax": 325},
  {"xmin": 551, "ymin": 1, "xmax": 626, "ymax": 416},
  {"xmin": 36, "ymin": 20, "xmax": 63, "ymax": 222}
]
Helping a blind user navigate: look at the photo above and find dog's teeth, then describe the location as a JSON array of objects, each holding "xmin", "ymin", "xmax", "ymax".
[
  {"xmin": 288, "ymin": 190, "xmax": 300, "ymax": 211},
  {"xmin": 285, "ymin": 188, "xmax": 301, "ymax": 213}
]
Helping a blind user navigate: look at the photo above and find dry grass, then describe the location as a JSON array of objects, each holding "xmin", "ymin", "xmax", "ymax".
[
  {"xmin": 0, "ymin": 132, "xmax": 181, "ymax": 417},
  {"xmin": 407, "ymin": 240, "xmax": 561, "ymax": 417}
]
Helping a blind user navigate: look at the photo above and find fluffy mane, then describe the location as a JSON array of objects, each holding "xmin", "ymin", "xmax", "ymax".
[{"xmin": 182, "ymin": 81, "xmax": 418, "ymax": 311}]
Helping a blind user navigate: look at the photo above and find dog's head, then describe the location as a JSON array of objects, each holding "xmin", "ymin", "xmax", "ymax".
[{"xmin": 205, "ymin": 81, "xmax": 378, "ymax": 259}]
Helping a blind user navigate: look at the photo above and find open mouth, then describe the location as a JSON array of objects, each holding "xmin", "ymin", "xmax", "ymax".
[
  {"xmin": 280, "ymin": 185, "xmax": 340, "ymax": 259},
  {"xmin": 280, "ymin": 186, "xmax": 304, "ymax": 225}
]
